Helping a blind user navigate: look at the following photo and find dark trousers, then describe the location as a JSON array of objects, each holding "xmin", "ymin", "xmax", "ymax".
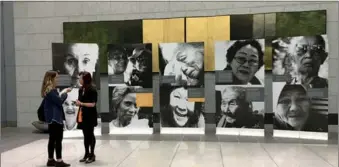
[
  {"xmin": 48, "ymin": 122, "xmax": 64, "ymax": 159},
  {"xmin": 82, "ymin": 125, "xmax": 96, "ymax": 155}
]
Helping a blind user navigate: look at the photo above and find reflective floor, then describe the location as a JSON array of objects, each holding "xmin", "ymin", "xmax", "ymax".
[{"xmin": 1, "ymin": 128, "xmax": 338, "ymax": 167}]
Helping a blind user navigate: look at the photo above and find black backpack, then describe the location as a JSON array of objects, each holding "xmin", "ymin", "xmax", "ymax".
[{"xmin": 37, "ymin": 99, "xmax": 45, "ymax": 122}]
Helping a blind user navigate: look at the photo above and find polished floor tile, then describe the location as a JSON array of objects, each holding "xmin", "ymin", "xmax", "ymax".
[
  {"xmin": 171, "ymin": 142, "xmax": 223, "ymax": 167},
  {"xmin": 1, "ymin": 137, "xmax": 337, "ymax": 167},
  {"xmin": 263, "ymin": 143, "xmax": 335, "ymax": 167}
]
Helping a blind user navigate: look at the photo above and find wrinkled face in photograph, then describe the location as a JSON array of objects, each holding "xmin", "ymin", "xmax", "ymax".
[
  {"xmin": 230, "ymin": 44, "xmax": 259, "ymax": 84},
  {"xmin": 116, "ymin": 92, "xmax": 139, "ymax": 126},
  {"xmin": 288, "ymin": 36, "xmax": 325, "ymax": 76},
  {"xmin": 108, "ymin": 50, "xmax": 128, "ymax": 75},
  {"xmin": 165, "ymin": 44, "xmax": 204, "ymax": 86},
  {"xmin": 221, "ymin": 87, "xmax": 248, "ymax": 124},
  {"xmin": 62, "ymin": 89, "xmax": 79, "ymax": 130},
  {"xmin": 130, "ymin": 48, "xmax": 151, "ymax": 73},
  {"xmin": 64, "ymin": 44, "xmax": 99, "ymax": 86},
  {"xmin": 276, "ymin": 88, "xmax": 310, "ymax": 130},
  {"xmin": 169, "ymin": 87, "xmax": 195, "ymax": 127}
]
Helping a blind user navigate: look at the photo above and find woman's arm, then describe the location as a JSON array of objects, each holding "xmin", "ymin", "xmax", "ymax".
[
  {"xmin": 79, "ymin": 102, "xmax": 96, "ymax": 108},
  {"xmin": 60, "ymin": 92, "xmax": 68, "ymax": 103},
  {"xmin": 46, "ymin": 90, "xmax": 67, "ymax": 108}
]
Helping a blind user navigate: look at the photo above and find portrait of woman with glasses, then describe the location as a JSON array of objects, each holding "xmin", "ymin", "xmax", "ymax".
[{"xmin": 215, "ymin": 39, "xmax": 265, "ymax": 85}]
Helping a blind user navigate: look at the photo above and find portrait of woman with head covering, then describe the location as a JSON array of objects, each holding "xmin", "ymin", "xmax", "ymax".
[{"xmin": 273, "ymin": 84, "xmax": 327, "ymax": 132}]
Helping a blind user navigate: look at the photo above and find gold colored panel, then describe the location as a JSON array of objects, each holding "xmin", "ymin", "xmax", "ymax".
[
  {"xmin": 143, "ymin": 20, "xmax": 164, "ymax": 73},
  {"xmin": 136, "ymin": 93, "xmax": 153, "ymax": 107},
  {"xmin": 143, "ymin": 18, "xmax": 185, "ymax": 73},
  {"xmin": 164, "ymin": 19, "xmax": 185, "ymax": 42},
  {"xmin": 187, "ymin": 98, "xmax": 205, "ymax": 103},
  {"xmin": 186, "ymin": 16, "xmax": 230, "ymax": 71}
]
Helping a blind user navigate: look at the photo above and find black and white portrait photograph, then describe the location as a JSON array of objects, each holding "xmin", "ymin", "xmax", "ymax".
[
  {"xmin": 60, "ymin": 88, "xmax": 79, "ymax": 130},
  {"xmin": 160, "ymin": 85, "xmax": 205, "ymax": 128},
  {"xmin": 273, "ymin": 82, "xmax": 328, "ymax": 132},
  {"xmin": 159, "ymin": 42, "xmax": 204, "ymax": 87},
  {"xmin": 272, "ymin": 35, "xmax": 328, "ymax": 88},
  {"xmin": 59, "ymin": 88, "xmax": 102, "ymax": 137},
  {"xmin": 107, "ymin": 43, "xmax": 152, "ymax": 88},
  {"xmin": 108, "ymin": 86, "xmax": 153, "ymax": 131},
  {"xmin": 215, "ymin": 85, "xmax": 264, "ymax": 129},
  {"xmin": 214, "ymin": 39, "xmax": 265, "ymax": 85},
  {"xmin": 52, "ymin": 43, "xmax": 99, "ymax": 88}
]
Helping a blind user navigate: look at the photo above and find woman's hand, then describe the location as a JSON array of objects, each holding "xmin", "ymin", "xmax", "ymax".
[
  {"xmin": 75, "ymin": 100, "xmax": 82, "ymax": 106},
  {"xmin": 66, "ymin": 88, "xmax": 72, "ymax": 93}
]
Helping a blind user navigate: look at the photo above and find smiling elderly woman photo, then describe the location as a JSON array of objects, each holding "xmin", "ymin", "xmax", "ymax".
[
  {"xmin": 160, "ymin": 85, "xmax": 205, "ymax": 128},
  {"xmin": 273, "ymin": 84, "xmax": 327, "ymax": 132}
]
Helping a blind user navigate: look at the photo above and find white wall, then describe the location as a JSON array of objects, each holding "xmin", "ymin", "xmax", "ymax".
[{"xmin": 12, "ymin": 1, "xmax": 338, "ymax": 127}]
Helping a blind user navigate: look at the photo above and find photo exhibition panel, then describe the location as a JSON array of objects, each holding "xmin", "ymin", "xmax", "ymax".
[{"xmin": 52, "ymin": 43, "xmax": 102, "ymax": 138}]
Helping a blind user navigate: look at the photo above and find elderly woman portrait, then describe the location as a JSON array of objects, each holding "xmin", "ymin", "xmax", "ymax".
[
  {"xmin": 274, "ymin": 84, "xmax": 327, "ymax": 132},
  {"xmin": 60, "ymin": 88, "xmax": 79, "ymax": 130},
  {"xmin": 160, "ymin": 86, "xmax": 205, "ymax": 128},
  {"xmin": 216, "ymin": 86, "xmax": 264, "ymax": 129},
  {"xmin": 110, "ymin": 86, "xmax": 149, "ymax": 128},
  {"xmin": 272, "ymin": 35, "xmax": 328, "ymax": 88},
  {"xmin": 52, "ymin": 43, "xmax": 99, "ymax": 88},
  {"xmin": 159, "ymin": 42, "xmax": 204, "ymax": 87},
  {"xmin": 215, "ymin": 39, "xmax": 264, "ymax": 85}
]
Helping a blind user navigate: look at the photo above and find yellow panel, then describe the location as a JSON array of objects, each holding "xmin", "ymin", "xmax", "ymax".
[
  {"xmin": 164, "ymin": 19, "xmax": 185, "ymax": 42},
  {"xmin": 186, "ymin": 16, "xmax": 230, "ymax": 71},
  {"xmin": 136, "ymin": 93, "xmax": 153, "ymax": 107},
  {"xmin": 143, "ymin": 19, "xmax": 164, "ymax": 73},
  {"xmin": 143, "ymin": 18, "xmax": 185, "ymax": 73},
  {"xmin": 187, "ymin": 98, "xmax": 205, "ymax": 102}
]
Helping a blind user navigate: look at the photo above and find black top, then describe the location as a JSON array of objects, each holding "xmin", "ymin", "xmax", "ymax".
[{"xmin": 77, "ymin": 86, "xmax": 98, "ymax": 129}]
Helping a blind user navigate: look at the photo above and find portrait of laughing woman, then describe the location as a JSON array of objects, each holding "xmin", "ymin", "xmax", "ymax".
[{"xmin": 160, "ymin": 85, "xmax": 205, "ymax": 128}]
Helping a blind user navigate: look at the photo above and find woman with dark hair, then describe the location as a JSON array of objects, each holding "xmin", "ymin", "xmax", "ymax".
[
  {"xmin": 41, "ymin": 70, "xmax": 71, "ymax": 167},
  {"xmin": 160, "ymin": 85, "xmax": 205, "ymax": 128},
  {"xmin": 76, "ymin": 71, "xmax": 98, "ymax": 164},
  {"xmin": 225, "ymin": 40, "xmax": 264, "ymax": 85}
]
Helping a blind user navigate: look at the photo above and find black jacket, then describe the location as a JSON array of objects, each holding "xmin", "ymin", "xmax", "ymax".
[{"xmin": 77, "ymin": 86, "xmax": 98, "ymax": 129}]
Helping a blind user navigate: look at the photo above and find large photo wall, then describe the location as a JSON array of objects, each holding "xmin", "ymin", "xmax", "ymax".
[
  {"xmin": 107, "ymin": 43, "xmax": 153, "ymax": 134},
  {"xmin": 272, "ymin": 35, "xmax": 329, "ymax": 139},
  {"xmin": 159, "ymin": 42, "xmax": 206, "ymax": 134},
  {"xmin": 45, "ymin": 9, "xmax": 328, "ymax": 138},
  {"xmin": 214, "ymin": 39, "xmax": 265, "ymax": 136},
  {"xmin": 52, "ymin": 43, "xmax": 102, "ymax": 138}
]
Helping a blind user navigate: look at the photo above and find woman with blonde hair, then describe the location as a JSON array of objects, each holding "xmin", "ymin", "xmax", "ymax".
[{"xmin": 41, "ymin": 70, "xmax": 71, "ymax": 167}]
